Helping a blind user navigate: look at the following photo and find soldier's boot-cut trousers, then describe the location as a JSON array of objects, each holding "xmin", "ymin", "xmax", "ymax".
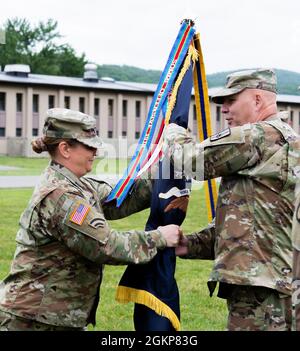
[
  {"xmin": 226, "ymin": 285, "xmax": 291, "ymax": 331},
  {"xmin": 0, "ymin": 310, "xmax": 85, "ymax": 331}
]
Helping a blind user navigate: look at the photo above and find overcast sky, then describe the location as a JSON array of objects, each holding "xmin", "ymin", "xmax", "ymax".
[{"xmin": 1, "ymin": 0, "xmax": 300, "ymax": 74}]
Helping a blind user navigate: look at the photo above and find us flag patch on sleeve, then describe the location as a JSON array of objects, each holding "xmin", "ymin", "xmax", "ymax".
[{"xmin": 70, "ymin": 202, "xmax": 91, "ymax": 225}]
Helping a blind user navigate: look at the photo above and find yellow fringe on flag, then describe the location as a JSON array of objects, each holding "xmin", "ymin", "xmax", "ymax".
[
  {"xmin": 114, "ymin": 43, "xmax": 199, "ymax": 333},
  {"xmin": 193, "ymin": 33, "xmax": 218, "ymax": 222},
  {"xmin": 116, "ymin": 285, "xmax": 180, "ymax": 331},
  {"xmin": 164, "ymin": 44, "xmax": 199, "ymax": 126},
  {"xmin": 115, "ymin": 32, "xmax": 217, "ymax": 331}
]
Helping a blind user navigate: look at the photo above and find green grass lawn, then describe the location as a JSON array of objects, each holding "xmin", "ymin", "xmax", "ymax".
[
  {"xmin": 0, "ymin": 156, "xmax": 131, "ymax": 176},
  {"xmin": 0, "ymin": 186, "xmax": 227, "ymax": 331}
]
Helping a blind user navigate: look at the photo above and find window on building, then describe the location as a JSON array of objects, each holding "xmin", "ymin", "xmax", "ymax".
[
  {"xmin": 32, "ymin": 128, "xmax": 39, "ymax": 136},
  {"xmin": 122, "ymin": 100, "xmax": 128, "ymax": 117},
  {"xmin": 108, "ymin": 99, "xmax": 114, "ymax": 116},
  {"xmin": 108, "ymin": 131, "xmax": 113, "ymax": 138},
  {"xmin": 48, "ymin": 95, "xmax": 55, "ymax": 109},
  {"xmin": 216, "ymin": 106, "xmax": 221, "ymax": 122},
  {"xmin": 122, "ymin": 131, "xmax": 127, "ymax": 137},
  {"xmin": 33, "ymin": 94, "xmax": 39, "ymax": 113},
  {"xmin": 16, "ymin": 93, "xmax": 23, "ymax": 112},
  {"xmin": 0, "ymin": 92, "xmax": 6, "ymax": 111},
  {"xmin": 0, "ymin": 128, "xmax": 5, "ymax": 137},
  {"xmin": 135, "ymin": 131, "xmax": 140, "ymax": 139},
  {"xmin": 94, "ymin": 98, "xmax": 100, "ymax": 116},
  {"xmin": 16, "ymin": 128, "xmax": 22, "ymax": 137},
  {"xmin": 290, "ymin": 110, "xmax": 294, "ymax": 125},
  {"xmin": 79, "ymin": 97, "xmax": 85, "ymax": 113},
  {"xmin": 64, "ymin": 96, "xmax": 70, "ymax": 109},
  {"xmin": 193, "ymin": 104, "xmax": 197, "ymax": 120},
  {"xmin": 135, "ymin": 100, "xmax": 141, "ymax": 118}
]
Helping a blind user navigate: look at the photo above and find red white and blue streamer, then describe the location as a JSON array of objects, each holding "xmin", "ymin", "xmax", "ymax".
[{"xmin": 106, "ymin": 21, "xmax": 196, "ymax": 206}]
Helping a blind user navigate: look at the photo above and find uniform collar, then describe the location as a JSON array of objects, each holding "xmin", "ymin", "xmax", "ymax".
[
  {"xmin": 49, "ymin": 160, "xmax": 85, "ymax": 188},
  {"xmin": 264, "ymin": 111, "xmax": 289, "ymax": 122}
]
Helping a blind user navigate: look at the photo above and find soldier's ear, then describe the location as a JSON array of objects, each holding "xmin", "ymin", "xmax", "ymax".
[
  {"xmin": 57, "ymin": 141, "xmax": 71, "ymax": 159},
  {"xmin": 255, "ymin": 93, "xmax": 263, "ymax": 108}
]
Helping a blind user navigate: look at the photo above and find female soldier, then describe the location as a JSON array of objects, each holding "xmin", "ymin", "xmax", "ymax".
[{"xmin": 0, "ymin": 108, "xmax": 181, "ymax": 331}]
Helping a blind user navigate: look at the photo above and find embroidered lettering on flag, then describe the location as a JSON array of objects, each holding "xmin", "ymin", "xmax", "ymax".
[{"xmin": 70, "ymin": 203, "xmax": 90, "ymax": 225}]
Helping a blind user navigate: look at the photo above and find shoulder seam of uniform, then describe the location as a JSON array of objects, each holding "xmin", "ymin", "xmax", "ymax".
[
  {"xmin": 46, "ymin": 187, "xmax": 81, "ymax": 204},
  {"xmin": 84, "ymin": 176, "xmax": 113, "ymax": 188}
]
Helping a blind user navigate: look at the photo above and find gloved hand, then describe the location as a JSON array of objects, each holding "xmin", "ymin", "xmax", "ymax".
[
  {"xmin": 162, "ymin": 123, "xmax": 189, "ymax": 159},
  {"xmin": 164, "ymin": 123, "xmax": 188, "ymax": 146},
  {"xmin": 163, "ymin": 123, "xmax": 202, "ymax": 180}
]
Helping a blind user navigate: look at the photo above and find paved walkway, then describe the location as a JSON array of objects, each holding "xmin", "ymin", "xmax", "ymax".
[
  {"xmin": 0, "ymin": 165, "xmax": 21, "ymax": 171},
  {"xmin": 0, "ymin": 176, "xmax": 40, "ymax": 188},
  {"xmin": 0, "ymin": 174, "xmax": 120, "ymax": 188},
  {"xmin": 0, "ymin": 174, "xmax": 204, "ymax": 189}
]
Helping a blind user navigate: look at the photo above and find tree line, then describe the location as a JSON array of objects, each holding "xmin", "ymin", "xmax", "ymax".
[
  {"xmin": 1, "ymin": 18, "xmax": 300, "ymax": 95},
  {"xmin": 0, "ymin": 18, "xmax": 86, "ymax": 77}
]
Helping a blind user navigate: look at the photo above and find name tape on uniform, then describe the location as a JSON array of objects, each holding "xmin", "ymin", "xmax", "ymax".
[{"xmin": 210, "ymin": 128, "xmax": 231, "ymax": 142}]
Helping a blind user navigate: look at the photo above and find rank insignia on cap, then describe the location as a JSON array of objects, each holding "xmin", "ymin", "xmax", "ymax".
[
  {"xmin": 70, "ymin": 203, "xmax": 91, "ymax": 225},
  {"xmin": 210, "ymin": 128, "xmax": 231, "ymax": 142}
]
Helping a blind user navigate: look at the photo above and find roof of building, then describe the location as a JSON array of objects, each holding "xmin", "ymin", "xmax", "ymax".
[
  {"xmin": 1, "ymin": 71, "xmax": 300, "ymax": 103},
  {"xmin": 277, "ymin": 94, "xmax": 300, "ymax": 104}
]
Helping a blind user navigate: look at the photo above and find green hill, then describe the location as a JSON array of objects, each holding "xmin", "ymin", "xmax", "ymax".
[
  {"xmin": 206, "ymin": 69, "xmax": 300, "ymax": 96},
  {"xmin": 97, "ymin": 64, "xmax": 161, "ymax": 84},
  {"xmin": 97, "ymin": 65, "xmax": 300, "ymax": 95}
]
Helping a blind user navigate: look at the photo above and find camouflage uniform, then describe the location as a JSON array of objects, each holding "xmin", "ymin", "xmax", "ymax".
[
  {"xmin": 0, "ymin": 109, "xmax": 166, "ymax": 331},
  {"xmin": 0, "ymin": 310, "xmax": 84, "ymax": 331},
  {"xmin": 165, "ymin": 69, "xmax": 299, "ymax": 331},
  {"xmin": 292, "ymin": 145, "xmax": 300, "ymax": 331}
]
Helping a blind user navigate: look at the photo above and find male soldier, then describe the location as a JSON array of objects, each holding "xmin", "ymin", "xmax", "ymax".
[
  {"xmin": 292, "ymin": 159, "xmax": 300, "ymax": 330},
  {"xmin": 164, "ymin": 68, "xmax": 299, "ymax": 331},
  {"xmin": 0, "ymin": 108, "xmax": 182, "ymax": 331}
]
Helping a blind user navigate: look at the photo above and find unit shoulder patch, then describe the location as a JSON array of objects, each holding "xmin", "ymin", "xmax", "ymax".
[
  {"xmin": 210, "ymin": 128, "xmax": 231, "ymax": 142},
  {"xmin": 89, "ymin": 217, "xmax": 105, "ymax": 229},
  {"xmin": 64, "ymin": 199, "xmax": 109, "ymax": 245}
]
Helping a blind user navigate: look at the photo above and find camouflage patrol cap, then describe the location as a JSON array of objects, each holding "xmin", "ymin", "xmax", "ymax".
[
  {"xmin": 43, "ymin": 108, "xmax": 103, "ymax": 148},
  {"xmin": 211, "ymin": 68, "xmax": 277, "ymax": 104}
]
